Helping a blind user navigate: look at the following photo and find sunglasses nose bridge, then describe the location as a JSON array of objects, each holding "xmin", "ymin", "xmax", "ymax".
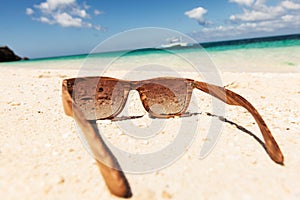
[
  {"xmin": 130, "ymin": 81, "xmax": 147, "ymax": 102},
  {"xmin": 130, "ymin": 80, "xmax": 141, "ymax": 90},
  {"xmin": 118, "ymin": 84, "xmax": 148, "ymax": 117}
]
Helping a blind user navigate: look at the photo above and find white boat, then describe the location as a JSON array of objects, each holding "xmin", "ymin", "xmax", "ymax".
[{"xmin": 160, "ymin": 36, "xmax": 189, "ymax": 48}]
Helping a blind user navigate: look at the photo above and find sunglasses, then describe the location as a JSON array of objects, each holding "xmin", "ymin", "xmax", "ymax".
[{"xmin": 62, "ymin": 76, "xmax": 284, "ymax": 198}]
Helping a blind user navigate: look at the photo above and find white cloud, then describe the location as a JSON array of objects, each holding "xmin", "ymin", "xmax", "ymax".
[
  {"xmin": 35, "ymin": 0, "xmax": 75, "ymax": 12},
  {"xmin": 39, "ymin": 16, "xmax": 54, "ymax": 24},
  {"xmin": 282, "ymin": 15, "xmax": 294, "ymax": 22},
  {"xmin": 53, "ymin": 12, "xmax": 82, "ymax": 27},
  {"xmin": 185, "ymin": 7, "xmax": 208, "ymax": 26},
  {"xmin": 94, "ymin": 9, "xmax": 102, "ymax": 16},
  {"xmin": 26, "ymin": 8, "xmax": 34, "ymax": 15},
  {"xmin": 190, "ymin": 0, "xmax": 300, "ymax": 41},
  {"xmin": 281, "ymin": 0, "xmax": 300, "ymax": 10},
  {"xmin": 229, "ymin": 0, "xmax": 254, "ymax": 6},
  {"xmin": 27, "ymin": 0, "xmax": 102, "ymax": 30},
  {"xmin": 230, "ymin": 6, "xmax": 284, "ymax": 22},
  {"xmin": 94, "ymin": 25, "xmax": 103, "ymax": 31},
  {"xmin": 72, "ymin": 8, "xmax": 89, "ymax": 18},
  {"xmin": 229, "ymin": 0, "xmax": 300, "ymax": 23},
  {"xmin": 253, "ymin": 0, "xmax": 267, "ymax": 7}
]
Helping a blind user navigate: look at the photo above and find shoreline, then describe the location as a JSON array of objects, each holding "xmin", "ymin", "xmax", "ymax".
[{"xmin": 1, "ymin": 45, "xmax": 299, "ymax": 73}]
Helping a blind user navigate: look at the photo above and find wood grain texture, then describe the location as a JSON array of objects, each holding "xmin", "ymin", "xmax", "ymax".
[
  {"xmin": 62, "ymin": 80, "xmax": 132, "ymax": 198},
  {"xmin": 193, "ymin": 80, "xmax": 284, "ymax": 165}
]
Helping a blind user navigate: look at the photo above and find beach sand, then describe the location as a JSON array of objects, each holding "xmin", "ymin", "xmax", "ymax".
[{"xmin": 0, "ymin": 49, "xmax": 300, "ymax": 200}]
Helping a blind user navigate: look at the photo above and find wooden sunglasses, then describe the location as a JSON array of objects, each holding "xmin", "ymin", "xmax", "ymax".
[{"xmin": 62, "ymin": 76, "xmax": 284, "ymax": 198}]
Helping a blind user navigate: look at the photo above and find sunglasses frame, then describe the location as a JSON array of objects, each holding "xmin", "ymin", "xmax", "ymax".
[
  {"xmin": 64, "ymin": 76, "xmax": 195, "ymax": 119},
  {"xmin": 62, "ymin": 76, "xmax": 284, "ymax": 198}
]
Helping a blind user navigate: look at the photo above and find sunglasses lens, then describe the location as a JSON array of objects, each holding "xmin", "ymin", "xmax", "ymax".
[
  {"xmin": 73, "ymin": 78, "xmax": 126, "ymax": 120},
  {"xmin": 138, "ymin": 79, "xmax": 189, "ymax": 116}
]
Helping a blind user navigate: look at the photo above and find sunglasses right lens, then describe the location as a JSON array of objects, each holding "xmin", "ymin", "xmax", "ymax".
[{"xmin": 138, "ymin": 79, "xmax": 189, "ymax": 116}]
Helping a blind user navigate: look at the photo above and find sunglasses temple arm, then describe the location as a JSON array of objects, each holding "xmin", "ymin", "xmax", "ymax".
[
  {"xmin": 74, "ymin": 114, "xmax": 132, "ymax": 198},
  {"xmin": 62, "ymin": 83, "xmax": 132, "ymax": 198},
  {"xmin": 193, "ymin": 81, "xmax": 284, "ymax": 165}
]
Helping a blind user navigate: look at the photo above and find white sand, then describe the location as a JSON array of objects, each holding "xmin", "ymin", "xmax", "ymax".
[{"xmin": 0, "ymin": 49, "xmax": 300, "ymax": 199}]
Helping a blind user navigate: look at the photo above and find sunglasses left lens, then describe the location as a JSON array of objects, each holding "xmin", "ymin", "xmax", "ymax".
[{"xmin": 73, "ymin": 77, "xmax": 126, "ymax": 120}]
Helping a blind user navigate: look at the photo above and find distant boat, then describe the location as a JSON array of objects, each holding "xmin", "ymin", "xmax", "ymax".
[{"xmin": 159, "ymin": 36, "xmax": 189, "ymax": 49}]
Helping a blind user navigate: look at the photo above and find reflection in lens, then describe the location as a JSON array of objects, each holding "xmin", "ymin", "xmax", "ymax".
[
  {"xmin": 95, "ymin": 78, "xmax": 127, "ymax": 119},
  {"xmin": 73, "ymin": 77, "xmax": 127, "ymax": 120},
  {"xmin": 138, "ymin": 79, "xmax": 188, "ymax": 116}
]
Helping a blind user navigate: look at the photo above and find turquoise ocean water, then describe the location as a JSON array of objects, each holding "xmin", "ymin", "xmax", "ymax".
[
  {"xmin": 26, "ymin": 33, "xmax": 300, "ymax": 63},
  {"xmin": 1, "ymin": 33, "xmax": 299, "ymax": 73}
]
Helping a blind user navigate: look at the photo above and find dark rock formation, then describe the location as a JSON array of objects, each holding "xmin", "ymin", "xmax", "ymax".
[{"xmin": 0, "ymin": 46, "xmax": 28, "ymax": 62}]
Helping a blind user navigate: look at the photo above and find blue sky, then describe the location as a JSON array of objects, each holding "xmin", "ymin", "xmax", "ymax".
[{"xmin": 1, "ymin": 0, "xmax": 300, "ymax": 58}]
